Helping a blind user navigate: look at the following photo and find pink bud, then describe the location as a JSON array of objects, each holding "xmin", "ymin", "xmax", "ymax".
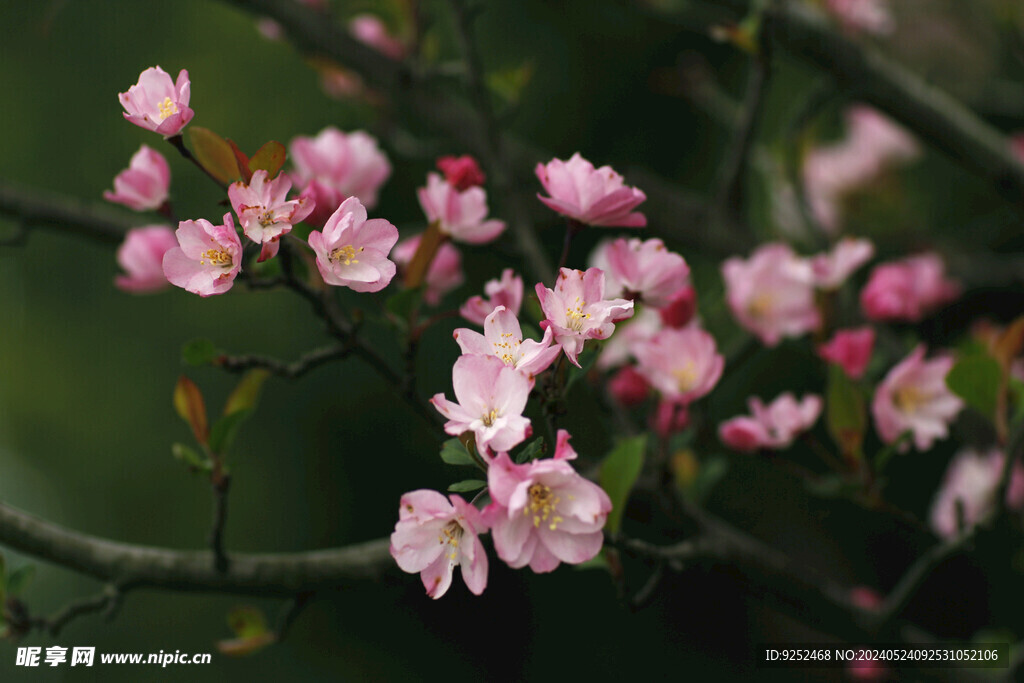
[
  {"xmin": 658, "ymin": 285, "xmax": 698, "ymax": 328},
  {"xmin": 104, "ymin": 145, "xmax": 171, "ymax": 211},
  {"xmin": 607, "ymin": 366, "xmax": 650, "ymax": 407},
  {"xmin": 652, "ymin": 398, "xmax": 690, "ymax": 438},
  {"xmin": 115, "ymin": 225, "xmax": 178, "ymax": 293},
  {"xmin": 437, "ymin": 155, "xmax": 486, "ymax": 191},
  {"xmin": 818, "ymin": 327, "xmax": 875, "ymax": 380}
]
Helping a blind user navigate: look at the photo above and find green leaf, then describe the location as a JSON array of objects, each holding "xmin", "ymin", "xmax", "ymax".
[
  {"xmin": 946, "ymin": 353, "xmax": 1002, "ymax": 422},
  {"xmin": 440, "ymin": 438, "xmax": 477, "ymax": 467},
  {"xmin": 6, "ymin": 565, "xmax": 35, "ymax": 598},
  {"xmin": 826, "ymin": 364, "xmax": 865, "ymax": 461},
  {"xmin": 182, "ymin": 338, "xmax": 219, "ymax": 367},
  {"xmin": 448, "ymin": 479, "xmax": 486, "ymax": 493},
  {"xmin": 217, "ymin": 606, "xmax": 275, "ymax": 657},
  {"xmin": 486, "ymin": 60, "xmax": 535, "ymax": 105},
  {"xmin": 173, "ymin": 376, "xmax": 209, "ymax": 445},
  {"xmin": 223, "ymin": 369, "xmax": 270, "ymax": 417},
  {"xmin": 248, "ymin": 141, "xmax": 287, "ymax": 178},
  {"xmin": 187, "ymin": 127, "xmax": 242, "ymax": 184},
  {"xmin": 172, "ymin": 442, "xmax": 211, "ymax": 472},
  {"xmin": 599, "ymin": 435, "xmax": 647, "ymax": 535},
  {"xmin": 514, "ymin": 438, "xmax": 545, "ymax": 464},
  {"xmin": 209, "ymin": 409, "xmax": 252, "ymax": 456}
]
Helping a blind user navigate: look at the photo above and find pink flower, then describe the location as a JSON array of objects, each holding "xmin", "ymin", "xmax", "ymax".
[
  {"xmin": 826, "ymin": 0, "xmax": 894, "ymax": 35},
  {"xmin": 1012, "ymin": 133, "xmax": 1024, "ymax": 160},
  {"xmin": 162, "ymin": 213, "xmax": 242, "ymax": 297},
  {"xmin": 718, "ymin": 393, "xmax": 823, "ymax": 452},
  {"xmin": 437, "ymin": 155, "xmax": 485, "ymax": 191},
  {"xmin": 810, "ymin": 237, "xmax": 874, "ymax": 290},
  {"xmin": 453, "ymin": 306, "xmax": 561, "ymax": 380},
  {"xmin": 872, "ymin": 345, "xmax": 964, "ymax": 452},
  {"xmin": 722, "ymin": 243, "xmax": 820, "ymax": 346},
  {"xmin": 115, "ymin": 225, "xmax": 177, "ymax": 293},
  {"xmin": 536, "ymin": 153, "xmax": 646, "ymax": 227},
  {"xmin": 289, "ymin": 127, "xmax": 391, "ymax": 221},
  {"xmin": 658, "ymin": 284, "xmax": 698, "ymax": 328},
  {"xmin": 390, "ymin": 490, "xmax": 488, "ymax": 599},
  {"xmin": 307, "ymin": 197, "xmax": 398, "ymax": 292},
  {"xmin": 392, "ymin": 234, "xmax": 464, "ymax": 305},
  {"xmin": 607, "ymin": 366, "xmax": 650, "ymax": 407},
  {"xmin": 860, "ymin": 253, "xmax": 960, "ymax": 322},
  {"xmin": 103, "ymin": 145, "xmax": 170, "ymax": 211},
  {"xmin": 652, "ymin": 398, "xmax": 690, "ymax": 438},
  {"xmin": 417, "ymin": 172, "xmax": 505, "ymax": 244},
  {"xmin": 431, "ymin": 354, "xmax": 532, "ymax": 456},
  {"xmin": 818, "ymin": 327, "xmax": 875, "ymax": 380},
  {"xmin": 483, "ymin": 432, "xmax": 612, "ymax": 573},
  {"xmin": 349, "ymin": 14, "xmax": 407, "ymax": 60},
  {"xmin": 460, "ymin": 269, "xmax": 523, "ymax": 326},
  {"xmin": 929, "ymin": 448, "xmax": 1024, "ymax": 539},
  {"xmin": 535, "ymin": 268, "xmax": 634, "ymax": 367},
  {"xmin": 634, "ymin": 327, "xmax": 724, "ymax": 404},
  {"xmin": 600, "ymin": 237, "xmax": 690, "ymax": 308},
  {"xmin": 228, "ymin": 170, "xmax": 314, "ymax": 261},
  {"xmin": 119, "ymin": 66, "xmax": 194, "ymax": 137},
  {"xmin": 597, "ymin": 307, "xmax": 662, "ymax": 371}
]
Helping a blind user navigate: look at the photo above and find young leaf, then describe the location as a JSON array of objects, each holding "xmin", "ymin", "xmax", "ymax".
[
  {"xmin": 826, "ymin": 364, "xmax": 865, "ymax": 461},
  {"xmin": 599, "ymin": 434, "xmax": 647, "ymax": 535},
  {"xmin": 182, "ymin": 338, "xmax": 219, "ymax": 367},
  {"xmin": 226, "ymin": 139, "xmax": 253, "ymax": 184},
  {"xmin": 223, "ymin": 369, "xmax": 271, "ymax": 417},
  {"xmin": 187, "ymin": 127, "xmax": 242, "ymax": 185},
  {"xmin": 172, "ymin": 442, "xmax": 211, "ymax": 471},
  {"xmin": 6, "ymin": 565, "xmax": 35, "ymax": 598},
  {"xmin": 946, "ymin": 353, "xmax": 1002, "ymax": 422},
  {"xmin": 217, "ymin": 606, "xmax": 275, "ymax": 657},
  {"xmin": 173, "ymin": 376, "xmax": 209, "ymax": 445},
  {"xmin": 515, "ymin": 438, "xmax": 545, "ymax": 464},
  {"xmin": 448, "ymin": 479, "xmax": 486, "ymax": 493},
  {"xmin": 249, "ymin": 141, "xmax": 287, "ymax": 179},
  {"xmin": 209, "ymin": 409, "xmax": 253, "ymax": 457},
  {"xmin": 440, "ymin": 438, "xmax": 477, "ymax": 467}
]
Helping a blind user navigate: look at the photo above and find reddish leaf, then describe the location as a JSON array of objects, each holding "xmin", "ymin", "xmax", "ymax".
[
  {"xmin": 227, "ymin": 139, "xmax": 253, "ymax": 184},
  {"xmin": 187, "ymin": 127, "xmax": 243, "ymax": 185},
  {"xmin": 249, "ymin": 141, "xmax": 287, "ymax": 179},
  {"xmin": 173, "ymin": 376, "xmax": 209, "ymax": 445}
]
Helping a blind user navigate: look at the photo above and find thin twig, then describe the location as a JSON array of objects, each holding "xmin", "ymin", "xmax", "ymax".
[
  {"xmin": 29, "ymin": 585, "xmax": 122, "ymax": 636},
  {"xmin": 217, "ymin": 345, "xmax": 350, "ymax": 379}
]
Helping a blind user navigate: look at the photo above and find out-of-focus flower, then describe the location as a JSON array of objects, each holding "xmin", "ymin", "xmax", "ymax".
[
  {"xmin": 454, "ymin": 306, "xmax": 561, "ymax": 381},
  {"xmin": 390, "ymin": 490, "xmax": 488, "ymax": 599},
  {"xmin": 104, "ymin": 145, "xmax": 170, "ymax": 211},
  {"xmin": 596, "ymin": 237, "xmax": 689, "ymax": 308},
  {"xmin": 436, "ymin": 155, "xmax": 486, "ymax": 191},
  {"xmin": 483, "ymin": 431, "xmax": 611, "ymax": 573},
  {"xmin": 722, "ymin": 243, "xmax": 820, "ymax": 346},
  {"xmin": 719, "ymin": 393, "xmax": 822, "ymax": 452},
  {"xmin": 597, "ymin": 307, "xmax": 662, "ymax": 371},
  {"xmin": 653, "ymin": 398, "xmax": 690, "ymax": 438},
  {"xmin": 536, "ymin": 268, "xmax": 634, "ymax": 367},
  {"xmin": 119, "ymin": 66, "xmax": 194, "ymax": 137},
  {"xmin": 431, "ymin": 354, "xmax": 532, "ymax": 456},
  {"xmin": 846, "ymin": 586, "xmax": 888, "ymax": 680},
  {"xmin": 162, "ymin": 213, "xmax": 242, "ymax": 297},
  {"xmin": 818, "ymin": 327, "xmax": 876, "ymax": 380},
  {"xmin": 825, "ymin": 0, "xmax": 894, "ymax": 35},
  {"xmin": 635, "ymin": 327, "xmax": 723, "ymax": 404},
  {"xmin": 872, "ymin": 345, "xmax": 964, "ymax": 452},
  {"xmin": 257, "ymin": 0, "xmax": 327, "ymax": 41},
  {"xmin": 115, "ymin": 225, "xmax": 177, "ymax": 293},
  {"xmin": 860, "ymin": 253, "xmax": 960, "ymax": 322},
  {"xmin": 810, "ymin": 237, "xmax": 874, "ymax": 290},
  {"xmin": 417, "ymin": 172, "xmax": 505, "ymax": 244},
  {"xmin": 228, "ymin": 170, "xmax": 314, "ymax": 261},
  {"xmin": 658, "ymin": 285, "xmax": 698, "ymax": 329},
  {"xmin": 607, "ymin": 366, "xmax": 650, "ymax": 407},
  {"xmin": 349, "ymin": 13, "xmax": 407, "ymax": 60},
  {"xmin": 392, "ymin": 234, "xmax": 464, "ymax": 305},
  {"xmin": 460, "ymin": 269, "xmax": 523, "ymax": 326},
  {"xmin": 929, "ymin": 447, "xmax": 1024, "ymax": 539},
  {"xmin": 535, "ymin": 153, "xmax": 646, "ymax": 227},
  {"xmin": 307, "ymin": 196, "xmax": 398, "ymax": 292}
]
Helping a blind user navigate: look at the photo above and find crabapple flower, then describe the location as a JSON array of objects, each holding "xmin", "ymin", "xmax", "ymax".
[
  {"xmin": 872, "ymin": 345, "xmax": 964, "ymax": 452},
  {"xmin": 719, "ymin": 393, "xmax": 823, "ymax": 452},
  {"xmin": 597, "ymin": 306, "xmax": 662, "ymax": 371},
  {"xmin": 307, "ymin": 197, "xmax": 398, "ymax": 292},
  {"xmin": 826, "ymin": 0, "xmax": 894, "ymax": 35},
  {"xmin": 722, "ymin": 243, "xmax": 820, "ymax": 346},
  {"xmin": 599, "ymin": 237, "xmax": 690, "ymax": 308},
  {"xmin": 536, "ymin": 153, "xmax": 646, "ymax": 227},
  {"xmin": 658, "ymin": 284, "xmax": 698, "ymax": 329},
  {"xmin": 417, "ymin": 172, "xmax": 505, "ymax": 244},
  {"xmin": 103, "ymin": 145, "xmax": 170, "ymax": 211},
  {"xmin": 437, "ymin": 155, "xmax": 485, "ymax": 191},
  {"xmin": 115, "ymin": 225, "xmax": 177, "ymax": 293},
  {"xmin": 228, "ymin": 170, "xmax": 314, "ymax": 261},
  {"xmin": 460, "ymin": 269, "xmax": 523, "ymax": 326},
  {"xmin": 634, "ymin": 327, "xmax": 724, "ymax": 404},
  {"xmin": 483, "ymin": 431, "xmax": 612, "ymax": 573},
  {"xmin": 349, "ymin": 13, "xmax": 407, "ymax": 60},
  {"xmin": 607, "ymin": 366, "xmax": 650, "ymax": 407},
  {"xmin": 389, "ymin": 490, "xmax": 488, "ymax": 599},
  {"xmin": 810, "ymin": 237, "xmax": 874, "ymax": 290},
  {"xmin": 162, "ymin": 213, "xmax": 242, "ymax": 297},
  {"xmin": 453, "ymin": 306, "xmax": 561, "ymax": 380},
  {"xmin": 431, "ymin": 354, "xmax": 532, "ymax": 456},
  {"xmin": 653, "ymin": 398, "xmax": 690, "ymax": 438},
  {"xmin": 818, "ymin": 327, "xmax": 875, "ymax": 380},
  {"xmin": 392, "ymin": 234, "xmax": 464, "ymax": 305},
  {"xmin": 860, "ymin": 253, "xmax": 960, "ymax": 322},
  {"xmin": 535, "ymin": 267, "xmax": 634, "ymax": 367},
  {"xmin": 929, "ymin": 448, "xmax": 1024, "ymax": 540},
  {"xmin": 119, "ymin": 66, "xmax": 194, "ymax": 137}
]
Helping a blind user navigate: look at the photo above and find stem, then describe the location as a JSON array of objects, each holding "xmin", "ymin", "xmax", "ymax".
[
  {"xmin": 166, "ymin": 134, "xmax": 229, "ymax": 190},
  {"xmin": 556, "ymin": 219, "xmax": 584, "ymax": 274}
]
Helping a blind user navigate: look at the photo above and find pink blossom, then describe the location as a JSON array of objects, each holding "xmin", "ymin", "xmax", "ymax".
[
  {"xmin": 607, "ymin": 366, "xmax": 650, "ymax": 407},
  {"xmin": 535, "ymin": 153, "xmax": 647, "ymax": 227},
  {"xmin": 535, "ymin": 267, "xmax": 634, "ymax": 367},
  {"xmin": 860, "ymin": 253, "xmax": 960, "ymax": 322},
  {"xmin": 658, "ymin": 285, "xmax": 698, "ymax": 328},
  {"xmin": 597, "ymin": 307, "xmax": 662, "ymax": 371},
  {"xmin": 722, "ymin": 243, "xmax": 820, "ymax": 346},
  {"xmin": 417, "ymin": 172, "xmax": 505, "ymax": 244},
  {"xmin": 483, "ymin": 432, "xmax": 612, "ymax": 573},
  {"xmin": 103, "ymin": 145, "xmax": 170, "ymax": 211},
  {"xmin": 1012, "ymin": 133, "xmax": 1024, "ymax": 160},
  {"xmin": 390, "ymin": 490, "xmax": 488, "ymax": 599},
  {"xmin": 634, "ymin": 327, "xmax": 724, "ymax": 404},
  {"xmin": 718, "ymin": 393, "xmax": 823, "ymax": 452},
  {"xmin": 846, "ymin": 587, "xmax": 887, "ymax": 680},
  {"xmin": 872, "ymin": 345, "xmax": 964, "ymax": 452},
  {"xmin": 652, "ymin": 398, "xmax": 690, "ymax": 438},
  {"xmin": 392, "ymin": 234, "xmax": 464, "ymax": 305},
  {"xmin": 307, "ymin": 196, "xmax": 398, "ymax": 292},
  {"xmin": 349, "ymin": 14, "xmax": 407, "ymax": 60},
  {"xmin": 600, "ymin": 237, "xmax": 690, "ymax": 308},
  {"xmin": 460, "ymin": 269, "xmax": 524, "ymax": 326},
  {"xmin": 162, "ymin": 213, "xmax": 242, "ymax": 297},
  {"xmin": 119, "ymin": 66, "xmax": 194, "ymax": 137},
  {"xmin": 431, "ymin": 354, "xmax": 532, "ymax": 456},
  {"xmin": 810, "ymin": 237, "xmax": 874, "ymax": 290},
  {"xmin": 437, "ymin": 155, "xmax": 485, "ymax": 191},
  {"xmin": 453, "ymin": 306, "xmax": 561, "ymax": 380},
  {"xmin": 818, "ymin": 327, "xmax": 875, "ymax": 380},
  {"xmin": 228, "ymin": 170, "xmax": 314, "ymax": 261},
  {"xmin": 289, "ymin": 127, "xmax": 391, "ymax": 221},
  {"xmin": 929, "ymin": 448, "xmax": 1024, "ymax": 539},
  {"xmin": 826, "ymin": 0, "xmax": 894, "ymax": 35},
  {"xmin": 115, "ymin": 225, "xmax": 177, "ymax": 293}
]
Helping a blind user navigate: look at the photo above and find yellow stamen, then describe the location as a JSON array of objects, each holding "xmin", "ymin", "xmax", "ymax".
[
  {"xmin": 329, "ymin": 244, "xmax": 363, "ymax": 266},
  {"xmin": 565, "ymin": 296, "xmax": 590, "ymax": 332},
  {"xmin": 672, "ymin": 361, "xmax": 697, "ymax": 392},
  {"xmin": 481, "ymin": 409, "xmax": 498, "ymax": 427},
  {"xmin": 525, "ymin": 483, "xmax": 562, "ymax": 530},
  {"xmin": 747, "ymin": 292, "xmax": 774, "ymax": 318},
  {"xmin": 199, "ymin": 248, "xmax": 232, "ymax": 267},
  {"xmin": 157, "ymin": 97, "xmax": 177, "ymax": 122},
  {"xmin": 437, "ymin": 521, "xmax": 463, "ymax": 562},
  {"xmin": 895, "ymin": 386, "xmax": 924, "ymax": 414},
  {"xmin": 492, "ymin": 331, "xmax": 521, "ymax": 365}
]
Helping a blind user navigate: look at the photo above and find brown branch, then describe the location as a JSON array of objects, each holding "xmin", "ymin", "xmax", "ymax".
[
  {"xmin": 0, "ymin": 180, "xmax": 136, "ymax": 245},
  {"xmin": 216, "ymin": 345, "xmax": 350, "ymax": 379}
]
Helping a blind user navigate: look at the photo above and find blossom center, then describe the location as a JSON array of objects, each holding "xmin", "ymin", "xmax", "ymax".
[
  {"xmin": 525, "ymin": 483, "xmax": 563, "ymax": 530},
  {"xmin": 258, "ymin": 209, "xmax": 281, "ymax": 228},
  {"xmin": 492, "ymin": 331, "xmax": 521, "ymax": 365},
  {"xmin": 747, "ymin": 292, "xmax": 774, "ymax": 318},
  {"xmin": 672, "ymin": 361, "xmax": 697, "ymax": 392},
  {"xmin": 157, "ymin": 97, "xmax": 177, "ymax": 122},
  {"xmin": 894, "ymin": 386, "xmax": 925, "ymax": 414},
  {"xmin": 329, "ymin": 245, "xmax": 363, "ymax": 266},
  {"xmin": 437, "ymin": 520, "xmax": 463, "ymax": 562},
  {"xmin": 199, "ymin": 248, "xmax": 232, "ymax": 267},
  {"xmin": 481, "ymin": 409, "xmax": 499, "ymax": 427},
  {"xmin": 565, "ymin": 297, "xmax": 590, "ymax": 332}
]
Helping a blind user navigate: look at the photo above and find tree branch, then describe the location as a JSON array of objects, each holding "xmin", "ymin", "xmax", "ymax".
[
  {"xmin": 0, "ymin": 180, "xmax": 135, "ymax": 245},
  {"xmin": 216, "ymin": 345, "xmax": 350, "ymax": 379}
]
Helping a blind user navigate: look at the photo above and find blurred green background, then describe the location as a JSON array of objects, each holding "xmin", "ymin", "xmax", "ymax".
[{"xmin": 2, "ymin": 0, "xmax": 1023, "ymax": 680}]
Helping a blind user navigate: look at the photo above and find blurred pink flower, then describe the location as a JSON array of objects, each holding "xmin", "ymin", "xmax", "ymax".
[
  {"xmin": 658, "ymin": 284, "xmax": 698, "ymax": 329},
  {"xmin": 536, "ymin": 153, "xmax": 646, "ymax": 227},
  {"xmin": 860, "ymin": 253, "xmax": 960, "ymax": 322},
  {"xmin": 119, "ymin": 66, "xmax": 194, "ymax": 137},
  {"xmin": 417, "ymin": 172, "xmax": 505, "ymax": 244},
  {"xmin": 162, "ymin": 213, "xmax": 242, "ymax": 297},
  {"xmin": 103, "ymin": 145, "xmax": 170, "ymax": 211},
  {"xmin": 390, "ymin": 490, "xmax": 488, "ymax": 599},
  {"xmin": 930, "ymin": 447, "xmax": 1024, "ymax": 539},
  {"xmin": 818, "ymin": 327, "xmax": 876, "ymax": 380},
  {"xmin": 392, "ymin": 234, "xmax": 464, "ymax": 305},
  {"xmin": 599, "ymin": 237, "xmax": 690, "ymax": 308},
  {"xmin": 634, "ymin": 327, "xmax": 723, "ymax": 404},
  {"xmin": 810, "ymin": 237, "xmax": 874, "ymax": 290},
  {"xmin": 460, "ymin": 269, "xmax": 524, "ymax": 326},
  {"xmin": 825, "ymin": 0, "xmax": 894, "ymax": 35},
  {"xmin": 228, "ymin": 170, "xmax": 314, "ymax": 261},
  {"xmin": 289, "ymin": 127, "xmax": 391, "ymax": 221},
  {"xmin": 597, "ymin": 307, "xmax": 663, "ymax": 371},
  {"xmin": 454, "ymin": 306, "xmax": 561, "ymax": 380},
  {"xmin": 719, "ymin": 393, "xmax": 822, "ymax": 452},
  {"xmin": 115, "ymin": 225, "xmax": 177, "ymax": 293},
  {"xmin": 437, "ymin": 155, "xmax": 485, "ymax": 191},
  {"xmin": 607, "ymin": 365, "xmax": 651, "ymax": 407},
  {"xmin": 307, "ymin": 196, "xmax": 398, "ymax": 292},
  {"xmin": 349, "ymin": 13, "xmax": 407, "ymax": 60}
]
